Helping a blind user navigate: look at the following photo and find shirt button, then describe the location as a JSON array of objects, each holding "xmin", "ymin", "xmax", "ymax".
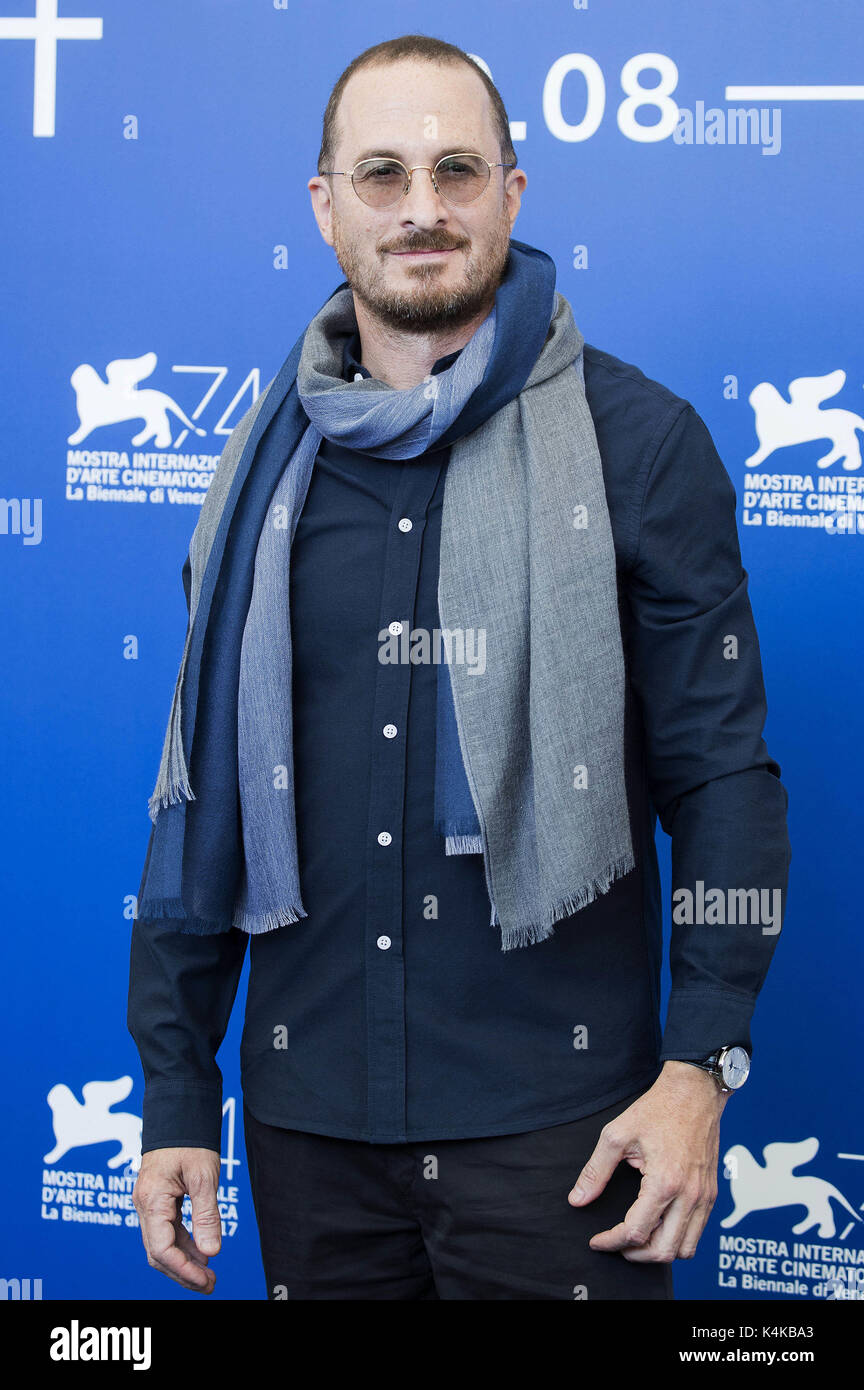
[
  {"xmin": 383, "ymin": 723, "xmax": 397, "ymax": 739},
  {"xmin": 397, "ymin": 517, "xmax": 413, "ymax": 532},
  {"xmin": 377, "ymin": 831, "xmax": 392, "ymax": 846},
  {"xmin": 353, "ymin": 372, "xmax": 364, "ymax": 382},
  {"xmin": 388, "ymin": 620, "xmax": 403, "ymax": 635},
  {"xmin": 377, "ymin": 935, "xmax": 392, "ymax": 951}
]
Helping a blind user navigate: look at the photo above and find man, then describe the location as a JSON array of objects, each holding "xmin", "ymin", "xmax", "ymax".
[{"xmin": 128, "ymin": 34, "xmax": 791, "ymax": 1300}]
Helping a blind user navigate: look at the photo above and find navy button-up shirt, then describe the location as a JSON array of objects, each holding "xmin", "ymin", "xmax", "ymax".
[{"xmin": 128, "ymin": 331, "xmax": 791, "ymax": 1152}]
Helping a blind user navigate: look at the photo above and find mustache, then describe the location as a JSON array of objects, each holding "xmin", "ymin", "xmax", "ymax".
[{"xmin": 382, "ymin": 235, "xmax": 466, "ymax": 253}]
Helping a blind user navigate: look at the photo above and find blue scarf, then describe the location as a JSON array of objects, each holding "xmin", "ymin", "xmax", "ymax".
[{"xmin": 136, "ymin": 239, "xmax": 634, "ymax": 948}]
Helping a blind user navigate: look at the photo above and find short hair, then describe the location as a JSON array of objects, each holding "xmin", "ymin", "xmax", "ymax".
[{"xmin": 317, "ymin": 34, "xmax": 517, "ymax": 176}]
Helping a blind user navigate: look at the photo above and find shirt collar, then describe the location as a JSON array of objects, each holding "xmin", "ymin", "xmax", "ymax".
[{"xmin": 343, "ymin": 330, "xmax": 462, "ymax": 383}]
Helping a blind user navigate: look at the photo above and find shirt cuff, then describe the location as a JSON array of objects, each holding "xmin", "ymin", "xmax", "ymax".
[
  {"xmin": 141, "ymin": 1080, "xmax": 224, "ymax": 1154},
  {"xmin": 659, "ymin": 987, "xmax": 757, "ymax": 1060}
]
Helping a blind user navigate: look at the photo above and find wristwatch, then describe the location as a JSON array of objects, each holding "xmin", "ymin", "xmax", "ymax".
[{"xmin": 681, "ymin": 1045, "xmax": 751, "ymax": 1094}]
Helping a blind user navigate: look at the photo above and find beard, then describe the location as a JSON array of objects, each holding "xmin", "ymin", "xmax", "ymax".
[{"xmin": 330, "ymin": 205, "xmax": 513, "ymax": 334}]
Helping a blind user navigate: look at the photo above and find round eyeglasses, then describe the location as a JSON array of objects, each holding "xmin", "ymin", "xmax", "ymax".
[{"xmin": 318, "ymin": 152, "xmax": 517, "ymax": 209}]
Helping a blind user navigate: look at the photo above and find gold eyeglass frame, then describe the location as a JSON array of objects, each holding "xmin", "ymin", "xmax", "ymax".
[{"xmin": 317, "ymin": 152, "xmax": 517, "ymax": 208}]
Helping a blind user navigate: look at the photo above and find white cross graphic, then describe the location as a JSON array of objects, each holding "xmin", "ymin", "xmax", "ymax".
[{"xmin": 0, "ymin": 0, "xmax": 102, "ymax": 137}]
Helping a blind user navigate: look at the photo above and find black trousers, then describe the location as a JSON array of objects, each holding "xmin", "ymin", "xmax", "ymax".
[{"xmin": 243, "ymin": 1091, "xmax": 674, "ymax": 1300}]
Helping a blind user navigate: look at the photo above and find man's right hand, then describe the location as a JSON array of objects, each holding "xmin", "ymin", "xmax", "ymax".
[{"xmin": 133, "ymin": 1147, "xmax": 222, "ymax": 1293}]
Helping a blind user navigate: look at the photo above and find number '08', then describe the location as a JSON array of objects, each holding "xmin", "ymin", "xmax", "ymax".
[{"xmin": 542, "ymin": 52, "xmax": 680, "ymax": 143}]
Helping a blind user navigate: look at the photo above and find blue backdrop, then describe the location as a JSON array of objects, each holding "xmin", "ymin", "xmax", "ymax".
[{"xmin": 1, "ymin": 0, "xmax": 861, "ymax": 1302}]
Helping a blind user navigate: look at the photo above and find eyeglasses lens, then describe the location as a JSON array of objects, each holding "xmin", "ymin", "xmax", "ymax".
[{"xmin": 352, "ymin": 155, "xmax": 490, "ymax": 207}]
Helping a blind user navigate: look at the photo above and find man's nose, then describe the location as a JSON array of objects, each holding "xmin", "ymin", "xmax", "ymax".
[{"xmin": 398, "ymin": 167, "xmax": 448, "ymax": 223}]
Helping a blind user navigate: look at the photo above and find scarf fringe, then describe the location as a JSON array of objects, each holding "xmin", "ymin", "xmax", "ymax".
[
  {"xmin": 134, "ymin": 898, "xmax": 231, "ymax": 936},
  {"xmin": 147, "ymin": 643, "xmax": 195, "ymax": 824},
  {"xmin": 176, "ymin": 915, "xmax": 233, "ymax": 936},
  {"xmin": 232, "ymin": 904, "xmax": 308, "ymax": 935},
  {"xmin": 498, "ymin": 852, "xmax": 636, "ymax": 951},
  {"xmin": 444, "ymin": 832, "xmax": 484, "ymax": 855},
  {"xmin": 135, "ymin": 895, "xmax": 188, "ymax": 922},
  {"xmin": 147, "ymin": 774, "xmax": 196, "ymax": 824}
]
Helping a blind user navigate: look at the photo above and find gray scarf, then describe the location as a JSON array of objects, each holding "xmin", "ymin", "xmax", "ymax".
[{"xmin": 142, "ymin": 274, "xmax": 634, "ymax": 950}]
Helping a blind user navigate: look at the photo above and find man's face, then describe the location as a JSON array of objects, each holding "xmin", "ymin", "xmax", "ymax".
[{"xmin": 309, "ymin": 60, "xmax": 526, "ymax": 334}]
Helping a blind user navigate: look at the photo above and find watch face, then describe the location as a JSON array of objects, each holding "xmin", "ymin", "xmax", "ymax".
[{"xmin": 721, "ymin": 1046, "xmax": 751, "ymax": 1089}]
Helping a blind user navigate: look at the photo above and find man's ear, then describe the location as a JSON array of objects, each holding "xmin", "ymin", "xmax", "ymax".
[{"xmin": 307, "ymin": 176, "xmax": 336, "ymax": 248}]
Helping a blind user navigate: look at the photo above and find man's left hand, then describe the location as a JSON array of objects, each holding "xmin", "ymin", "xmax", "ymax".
[{"xmin": 567, "ymin": 1060, "xmax": 729, "ymax": 1262}]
